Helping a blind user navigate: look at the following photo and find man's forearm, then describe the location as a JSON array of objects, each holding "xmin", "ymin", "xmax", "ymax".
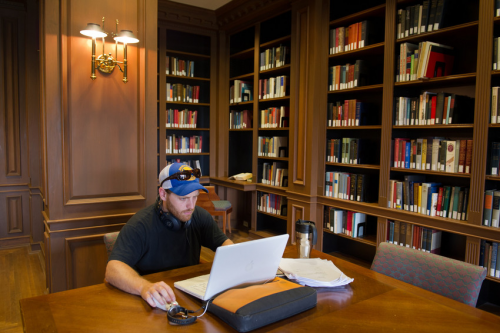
[{"xmin": 105, "ymin": 260, "xmax": 149, "ymax": 296}]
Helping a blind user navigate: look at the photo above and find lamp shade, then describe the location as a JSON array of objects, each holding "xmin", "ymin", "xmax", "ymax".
[
  {"xmin": 114, "ymin": 30, "xmax": 139, "ymax": 44},
  {"xmin": 80, "ymin": 23, "xmax": 107, "ymax": 38}
]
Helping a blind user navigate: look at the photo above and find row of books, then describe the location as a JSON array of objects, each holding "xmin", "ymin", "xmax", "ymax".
[
  {"xmin": 325, "ymin": 208, "xmax": 367, "ymax": 238},
  {"xmin": 257, "ymin": 136, "xmax": 288, "ymax": 158},
  {"xmin": 324, "ymin": 172, "xmax": 368, "ymax": 202},
  {"xmin": 387, "ymin": 220, "xmax": 442, "ymax": 254},
  {"xmin": 166, "ymin": 109, "xmax": 198, "ymax": 128},
  {"xmin": 165, "ymin": 56, "xmax": 195, "ymax": 77},
  {"xmin": 483, "ymin": 190, "xmax": 500, "ymax": 228},
  {"xmin": 394, "ymin": 93, "xmax": 473, "ymax": 126},
  {"xmin": 327, "ymin": 100, "xmax": 366, "ymax": 127},
  {"xmin": 397, "ymin": 0, "xmax": 449, "ymax": 40},
  {"xmin": 479, "ymin": 241, "xmax": 500, "ymax": 278},
  {"xmin": 258, "ymin": 76, "xmax": 288, "ymax": 100},
  {"xmin": 260, "ymin": 106, "xmax": 289, "ymax": 128},
  {"xmin": 229, "ymin": 110, "xmax": 252, "ymax": 129},
  {"xmin": 166, "ymin": 83, "xmax": 200, "ymax": 103},
  {"xmin": 166, "ymin": 160, "xmax": 202, "ymax": 176},
  {"xmin": 396, "ymin": 41, "xmax": 453, "ymax": 82},
  {"xmin": 166, "ymin": 135, "xmax": 203, "ymax": 154},
  {"xmin": 261, "ymin": 162, "xmax": 288, "ymax": 187},
  {"xmin": 490, "ymin": 87, "xmax": 500, "ymax": 124},
  {"xmin": 493, "ymin": 38, "xmax": 500, "ymax": 71},
  {"xmin": 393, "ymin": 138, "xmax": 472, "ymax": 174},
  {"xmin": 230, "ymin": 80, "xmax": 253, "ymax": 104},
  {"xmin": 328, "ymin": 60, "xmax": 367, "ymax": 91},
  {"xmin": 326, "ymin": 138, "xmax": 367, "ymax": 165},
  {"xmin": 388, "ymin": 178, "xmax": 469, "ymax": 221},
  {"xmin": 329, "ymin": 20, "xmax": 370, "ymax": 55},
  {"xmin": 260, "ymin": 45, "xmax": 288, "ymax": 71},
  {"xmin": 257, "ymin": 192, "xmax": 287, "ymax": 216}
]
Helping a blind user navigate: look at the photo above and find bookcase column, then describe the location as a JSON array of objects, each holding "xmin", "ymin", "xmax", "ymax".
[
  {"xmin": 287, "ymin": 0, "xmax": 329, "ymax": 247},
  {"xmin": 468, "ymin": 0, "xmax": 494, "ymax": 226}
]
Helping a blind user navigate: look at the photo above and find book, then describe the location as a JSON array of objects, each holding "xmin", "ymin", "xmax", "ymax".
[{"xmin": 484, "ymin": 190, "xmax": 495, "ymax": 226}]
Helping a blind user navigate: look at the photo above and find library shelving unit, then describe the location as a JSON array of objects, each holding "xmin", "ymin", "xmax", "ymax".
[
  {"xmin": 157, "ymin": 25, "xmax": 217, "ymax": 184},
  {"xmin": 316, "ymin": 0, "xmax": 500, "ymax": 309},
  {"xmin": 319, "ymin": 0, "xmax": 387, "ymax": 264}
]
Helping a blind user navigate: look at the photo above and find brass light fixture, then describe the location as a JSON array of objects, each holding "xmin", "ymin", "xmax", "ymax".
[{"xmin": 80, "ymin": 18, "xmax": 139, "ymax": 83}]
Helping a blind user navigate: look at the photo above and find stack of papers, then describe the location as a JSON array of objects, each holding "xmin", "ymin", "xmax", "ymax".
[{"xmin": 278, "ymin": 258, "xmax": 354, "ymax": 287}]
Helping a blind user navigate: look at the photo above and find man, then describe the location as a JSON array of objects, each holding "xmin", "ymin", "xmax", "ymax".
[{"xmin": 105, "ymin": 163, "xmax": 233, "ymax": 309}]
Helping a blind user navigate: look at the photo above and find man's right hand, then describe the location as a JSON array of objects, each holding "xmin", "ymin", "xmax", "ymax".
[{"xmin": 140, "ymin": 281, "xmax": 176, "ymax": 307}]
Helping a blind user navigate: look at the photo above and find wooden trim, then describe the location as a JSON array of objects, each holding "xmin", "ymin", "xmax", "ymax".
[
  {"xmin": 465, "ymin": 236, "xmax": 481, "ymax": 265},
  {"xmin": 158, "ymin": 0, "xmax": 217, "ymax": 30},
  {"xmin": 290, "ymin": 203, "xmax": 304, "ymax": 244}
]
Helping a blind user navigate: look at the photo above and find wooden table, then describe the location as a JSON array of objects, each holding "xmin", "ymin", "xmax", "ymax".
[{"xmin": 20, "ymin": 247, "xmax": 500, "ymax": 332}]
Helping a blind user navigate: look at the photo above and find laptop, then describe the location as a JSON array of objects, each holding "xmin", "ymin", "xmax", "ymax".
[{"xmin": 174, "ymin": 234, "xmax": 289, "ymax": 301}]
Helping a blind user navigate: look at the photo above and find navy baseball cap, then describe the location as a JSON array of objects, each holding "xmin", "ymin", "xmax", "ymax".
[{"xmin": 159, "ymin": 163, "xmax": 207, "ymax": 196}]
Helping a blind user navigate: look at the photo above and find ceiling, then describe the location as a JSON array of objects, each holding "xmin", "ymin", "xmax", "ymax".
[{"xmin": 168, "ymin": 0, "xmax": 233, "ymax": 10}]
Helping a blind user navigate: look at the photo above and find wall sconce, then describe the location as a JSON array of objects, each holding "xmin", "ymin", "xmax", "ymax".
[{"xmin": 80, "ymin": 18, "xmax": 139, "ymax": 83}]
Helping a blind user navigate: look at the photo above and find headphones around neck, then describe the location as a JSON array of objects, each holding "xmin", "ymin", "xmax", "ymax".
[{"xmin": 155, "ymin": 196, "xmax": 192, "ymax": 230}]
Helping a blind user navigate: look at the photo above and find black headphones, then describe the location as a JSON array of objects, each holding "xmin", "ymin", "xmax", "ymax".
[
  {"xmin": 155, "ymin": 196, "xmax": 192, "ymax": 230},
  {"xmin": 167, "ymin": 305, "xmax": 198, "ymax": 325}
]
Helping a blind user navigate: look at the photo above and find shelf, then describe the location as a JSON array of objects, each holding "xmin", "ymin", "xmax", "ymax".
[
  {"xmin": 394, "ymin": 73, "xmax": 476, "ymax": 88},
  {"xmin": 258, "ymin": 96, "xmax": 290, "ymax": 102},
  {"xmin": 390, "ymin": 167, "xmax": 471, "ymax": 178},
  {"xmin": 230, "ymin": 72, "xmax": 254, "ymax": 81},
  {"xmin": 258, "ymin": 156, "xmax": 289, "ymax": 161},
  {"xmin": 393, "ymin": 124, "xmax": 474, "ymax": 129},
  {"xmin": 229, "ymin": 128, "xmax": 253, "ymax": 132},
  {"xmin": 199, "ymin": 176, "xmax": 210, "ymax": 184},
  {"xmin": 485, "ymin": 175, "xmax": 500, "ymax": 181},
  {"xmin": 257, "ymin": 210, "xmax": 287, "ymax": 221},
  {"xmin": 166, "ymin": 74, "xmax": 210, "ymax": 81},
  {"xmin": 230, "ymin": 47, "xmax": 254, "ymax": 59},
  {"xmin": 209, "ymin": 176, "xmax": 257, "ymax": 191},
  {"xmin": 166, "ymin": 153, "xmax": 210, "ymax": 156},
  {"xmin": 260, "ymin": 35, "xmax": 291, "ymax": 49},
  {"xmin": 396, "ymin": 21, "xmax": 479, "ymax": 44},
  {"xmin": 490, "ymin": 123, "xmax": 500, "ymax": 127},
  {"xmin": 486, "ymin": 276, "xmax": 500, "ymax": 282},
  {"xmin": 328, "ymin": 84, "xmax": 383, "ymax": 94},
  {"xmin": 329, "ymin": 4, "xmax": 386, "ymax": 27},
  {"xmin": 166, "ymin": 127, "xmax": 210, "ymax": 131},
  {"xmin": 166, "ymin": 49, "xmax": 210, "ymax": 59},
  {"xmin": 327, "ymin": 125, "xmax": 382, "ymax": 130},
  {"xmin": 256, "ymin": 184, "xmax": 288, "ymax": 195},
  {"xmin": 229, "ymin": 100, "xmax": 254, "ymax": 106},
  {"xmin": 260, "ymin": 64, "xmax": 291, "ymax": 75},
  {"xmin": 324, "ymin": 230, "xmax": 377, "ymax": 246},
  {"xmin": 259, "ymin": 127, "xmax": 290, "ymax": 131},
  {"xmin": 326, "ymin": 162, "xmax": 380, "ymax": 170},
  {"xmin": 166, "ymin": 102, "xmax": 210, "ymax": 106},
  {"xmin": 328, "ymin": 42, "xmax": 385, "ymax": 61}
]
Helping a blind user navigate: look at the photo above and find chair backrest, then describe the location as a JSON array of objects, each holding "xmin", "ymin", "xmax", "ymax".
[
  {"xmin": 103, "ymin": 231, "xmax": 120, "ymax": 258},
  {"xmin": 371, "ymin": 242, "xmax": 486, "ymax": 307}
]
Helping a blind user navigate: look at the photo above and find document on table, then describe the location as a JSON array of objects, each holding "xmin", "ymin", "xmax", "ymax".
[{"xmin": 278, "ymin": 258, "xmax": 354, "ymax": 287}]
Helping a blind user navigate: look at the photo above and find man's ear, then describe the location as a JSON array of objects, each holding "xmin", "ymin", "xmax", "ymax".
[{"xmin": 159, "ymin": 187, "xmax": 167, "ymax": 201}]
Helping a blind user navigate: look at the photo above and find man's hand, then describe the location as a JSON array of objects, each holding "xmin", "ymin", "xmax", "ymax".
[{"xmin": 140, "ymin": 281, "xmax": 176, "ymax": 307}]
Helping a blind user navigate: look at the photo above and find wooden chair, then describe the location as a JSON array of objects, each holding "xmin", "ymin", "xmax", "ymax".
[
  {"xmin": 103, "ymin": 231, "xmax": 120, "ymax": 258},
  {"xmin": 371, "ymin": 242, "xmax": 487, "ymax": 307},
  {"xmin": 196, "ymin": 186, "xmax": 233, "ymax": 234}
]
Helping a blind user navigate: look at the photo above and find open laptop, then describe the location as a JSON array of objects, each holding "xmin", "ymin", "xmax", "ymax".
[{"xmin": 174, "ymin": 234, "xmax": 289, "ymax": 301}]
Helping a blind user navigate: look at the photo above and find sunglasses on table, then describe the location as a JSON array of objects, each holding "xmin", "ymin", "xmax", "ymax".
[{"xmin": 160, "ymin": 168, "xmax": 201, "ymax": 186}]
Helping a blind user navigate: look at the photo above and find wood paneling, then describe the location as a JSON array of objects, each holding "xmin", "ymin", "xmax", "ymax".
[
  {"xmin": 65, "ymin": 234, "xmax": 109, "ymax": 289},
  {"xmin": 7, "ymin": 195, "xmax": 23, "ymax": 233}
]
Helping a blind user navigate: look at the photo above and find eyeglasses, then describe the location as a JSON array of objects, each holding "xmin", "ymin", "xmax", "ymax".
[{"xmin": 161, "ymin": 168, "xmax": 201, "ymax": 186}]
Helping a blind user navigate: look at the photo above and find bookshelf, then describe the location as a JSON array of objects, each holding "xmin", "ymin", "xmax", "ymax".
[
  {"xmin": 213, "ymin": 0, "xmax": 500, "ymax": 310},
  {"xmin": 158, "ymin": 25, "xmax": 217, "ymax": 184}
]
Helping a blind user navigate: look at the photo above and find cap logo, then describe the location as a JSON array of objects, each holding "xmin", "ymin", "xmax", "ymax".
[{"xmin": 178, "ymin": 165, "xmax": 196, "ymax": 181}]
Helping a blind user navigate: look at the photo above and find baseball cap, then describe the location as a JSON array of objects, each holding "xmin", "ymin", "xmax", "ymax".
[{"xmin": 159, "ymin": 163, "xmax": 207, "ymax": 196}]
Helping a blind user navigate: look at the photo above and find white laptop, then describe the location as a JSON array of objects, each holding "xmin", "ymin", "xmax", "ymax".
[{"xmin": 174, "ymin": 234, "xmax": 289, "ymax": 301}]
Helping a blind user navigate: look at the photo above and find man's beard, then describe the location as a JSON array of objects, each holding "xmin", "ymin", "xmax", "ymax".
[{"xmin": 164, "ymin": 198, "xmax": 194, "ymax": 222}]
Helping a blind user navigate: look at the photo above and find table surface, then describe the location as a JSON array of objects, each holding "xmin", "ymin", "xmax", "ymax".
[{"xmin": 20, "ymin": 246, "xmax": 500, "ymax": 332}]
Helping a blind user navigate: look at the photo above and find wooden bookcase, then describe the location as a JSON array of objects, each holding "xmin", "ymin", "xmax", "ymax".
[{"xmin": 157, "ymin": 24, "xmax": 217, "ymax": 183}]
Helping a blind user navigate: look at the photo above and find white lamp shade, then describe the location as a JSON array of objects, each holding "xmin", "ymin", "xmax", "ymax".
[
  {"xmin": 114, "ymin": 30, "xmax": 139, "ymax": 44},
  {"xmin": 80, "ymin": 23, "xmax": 107, "ymax": 38}
]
